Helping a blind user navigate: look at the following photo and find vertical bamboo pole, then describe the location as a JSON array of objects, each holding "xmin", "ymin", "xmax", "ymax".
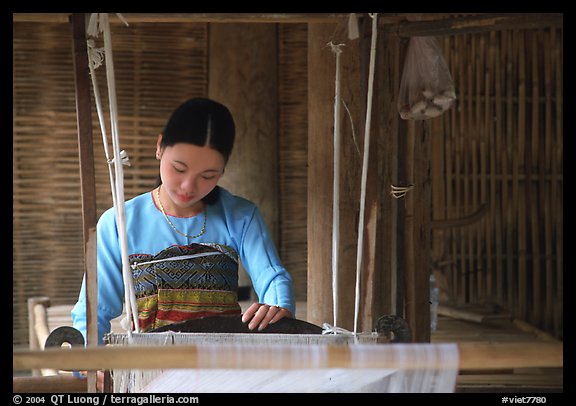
[
  {"xmin": 70, "ymin": 13, "xmax": 98, "ymax": 393},
  {"xmin": 464, "ymin": 34, "xmax": 473, "ymax": 303},
  {"xmin": 471, "ymin": 34, "xmax": 481, "ymax": 302},
  {"xmin": 516, "ymin": 30, "xmax": 527, "ymax": 321},
  {"xmin": 504, "ymin": 30, "xmax": 515, "ymax": 313},
  {"xmin": 456, "ymin": 34, "xmax": 465, "ymax": 303},
  {"xmin": 493, "ymin": 31, "xmax": 504, "ymax": 305},
  {"xmin": 477, "ymin": 33, "xmax": 487, "ymax": 301},
  {"xmin": 542, "ymin": 28, "xmax": 553, "ymax": 333},
  {"xmin": 529, "ymin": 30, "xmax": 542, "ymax": 327},
  {"xmin": 430, "ymin": 37, "xmax": 447, "ymax": 305},
  {"xmin": 552, "ymin": 27, "xmax": 563, "ymax": 339},
  {"xmin": 446, "ymin": 36, "xmax": 456, "ymax": 305},
  {"xmin": 484, "ymin": 31, "xmax": 495, "ymax": 300}
]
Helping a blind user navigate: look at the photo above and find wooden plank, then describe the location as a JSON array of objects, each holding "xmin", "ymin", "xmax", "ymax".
[
  {"xmin": 209, "ymin": 23, "xmax": 279, "ymax": 299},
  {"xmin": 307, "ymin": 23, "xmax": 338, "ymax": 327}
]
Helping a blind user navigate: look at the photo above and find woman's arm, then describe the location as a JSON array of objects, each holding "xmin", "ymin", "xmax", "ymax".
[{"xmin": 71, "ymin": 208, "xmax": 126, "ymax": 345}]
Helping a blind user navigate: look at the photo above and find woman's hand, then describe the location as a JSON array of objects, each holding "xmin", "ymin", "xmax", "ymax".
[{"xmin": 241, "ymin": 302, "xmax": 293, "ymax": 331}]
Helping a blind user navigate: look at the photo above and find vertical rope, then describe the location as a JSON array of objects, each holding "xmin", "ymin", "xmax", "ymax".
[
  {"xmin": 87, "ymin": 13, "xmax": 139, "ymax": 334},
  {"xmin": 329, "ymin": 42, "xmax": 344, "ymax": 328},
  {"xmin": 354, "ymin": 13, "xmax": 378, "ymax": 336}
]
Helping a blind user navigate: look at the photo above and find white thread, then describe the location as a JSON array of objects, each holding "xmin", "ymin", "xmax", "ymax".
[
  {"xmin": 342, "ymin": 99, "xmax": 360, "ymax": 156},
  {"xmin": 390, "ymin": 184, "xmax": 414, "ymax": 199},
  {"xmin": 321, "ymin": 323, "xmax": 355, "ymax": 336},
  {"xmin": 329, "ymin": 41, "xmax": 345, "ymax": 329}
]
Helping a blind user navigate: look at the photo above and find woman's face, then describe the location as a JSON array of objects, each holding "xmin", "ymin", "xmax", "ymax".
[{"xmin": 156, "ymin": 136, "xmax": 225, "ymax": 216}]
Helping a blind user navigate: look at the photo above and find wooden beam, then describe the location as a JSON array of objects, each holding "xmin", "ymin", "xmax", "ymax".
[
  {"xmin": 395, "ymin": 13, "xmax": 563, "ymax": 37},
  {"xmin": 13, "ymin": 13, "xmax": 352, "ymax": 24},
  {"xmin": 13, "ymin": 342, "xmax": 563, "ymax": 371},
  {"xmin": 307, "ymin": 23, "xmax": 337, "ymax": 327},
  {"xmin": 13, "ymin": 375, "xmax": 88, "ymax": 393},
  {"xmin": 70, "ymin": 12, "xmax": 98, "ymax": 394}
]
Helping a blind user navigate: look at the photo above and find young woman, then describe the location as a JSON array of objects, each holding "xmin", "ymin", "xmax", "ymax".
[{"xmin": 71, "ymin": 97, "xmax": 295, "ymax": 344}]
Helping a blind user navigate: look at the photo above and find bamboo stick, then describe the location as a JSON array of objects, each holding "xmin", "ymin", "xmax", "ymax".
[
  {"xmin": 463, "ymin": 33, "xmax": 473, "ymax": 303},
  {"xmin": 504, "ymin": 30, "xmax": 515, "ymax": 314},
  {"xmin": 455, "ymin": 34, "xmax": 464, "ymax": 304},
  {"xmin": 542, "ymin": 28, "xmax": 553, "ymax": 334},
  {"xmin": 484, "ymin": 31, "xmax": 495, "ymax": 300},
  {"xmin": 471, "ymin": 33, "xmax": 481, "ymax": 302},
  {"xmin": 13, "ymin": 342, "xmax": 563, "ymax": 371},
  {"xmin": 446, "ymin": 35, "xmax": 456, "ymax": 306},
  {"xmin": 529, "ymin": 30, "xmax": 542, "ymax": 327},
  {"xmin": 516, "ymin": 30, "xmax": 527, "ymax": 321},
  {"xmin": 552, "ymin": 27, "xmax": 563, "ymax": 339}
]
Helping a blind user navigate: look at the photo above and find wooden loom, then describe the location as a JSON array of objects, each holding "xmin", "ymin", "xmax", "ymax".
[
  {"xmin": 13, "ymin": 338, "xmax": 563, "ymax": 392},
  {"xmin": 12, "ymin": 13, "xmax": 564, "ymax": 393}
]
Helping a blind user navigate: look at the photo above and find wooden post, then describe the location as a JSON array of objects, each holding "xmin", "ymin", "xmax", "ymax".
[
  {"xmin": 405, "ymin": 121, "xmax": 433, "ymax": 342},
  {"xmin": 70, "ymin": 13, "xmax": 98, "ymax": 393},
  {"xmin": 307, "ymin": 23, "xmax": 337, "ymax": 326},
  {"xmin": 208, "ymin": 23, "xmax": 279, "ymax": 301},
  {"xmin": 27, "ymin": 297, "xmax": 51, "ymax": 377},
  {"xmin": 371, "ymin": 26, "xmax": 401, "ymax": 323}
]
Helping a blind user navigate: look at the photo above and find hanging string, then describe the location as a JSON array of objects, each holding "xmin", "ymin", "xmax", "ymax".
[
  {"xmin": 390, "ymin": 184, "xmax": 414, "ymax": 199},
  {"xmin": 329, "ymin": 42, "xmax": 345, "ymax": 330},
  {"xmin": 86, "ymin": 13, "xmax": 139, "ymax": 335},
  {"xmin": 354, "ymin": 13, "xmax": 379, "ymax": 336}
]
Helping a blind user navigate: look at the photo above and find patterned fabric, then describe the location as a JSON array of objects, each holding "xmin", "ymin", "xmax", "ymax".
[{"xmin": 130, "ymin": 243, "xmax": 241, "ymax": 331}]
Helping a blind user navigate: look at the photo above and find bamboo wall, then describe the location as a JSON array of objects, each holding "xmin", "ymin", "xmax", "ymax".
[
  {"xmin": 12, "ymin": 22, "xmax": 209, "ymax": 347},
  {"xmin": 431, "ymin": 28, "xmax": 563, "ymax": 339},
  {"xmin": 12, "ymin": 21, "xmax": 310, "ymax": 347}
]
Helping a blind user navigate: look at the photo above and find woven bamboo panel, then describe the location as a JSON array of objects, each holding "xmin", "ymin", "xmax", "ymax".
[
  {"xmin": 278, "ymin": 24, "xmax": 308, "ymax": 301},
  {"xmin": 13, "ymin": 21, "xmax": 209, "ymax": 347},
  {"xmin": 430, "ymin": 27, "xmax": 563, "ymax": 339}
]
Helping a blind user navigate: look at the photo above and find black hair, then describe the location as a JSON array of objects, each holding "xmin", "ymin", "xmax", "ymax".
[{"xmin": 156, "ymin": 97, "xmax": 235, "ymax": 204}]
